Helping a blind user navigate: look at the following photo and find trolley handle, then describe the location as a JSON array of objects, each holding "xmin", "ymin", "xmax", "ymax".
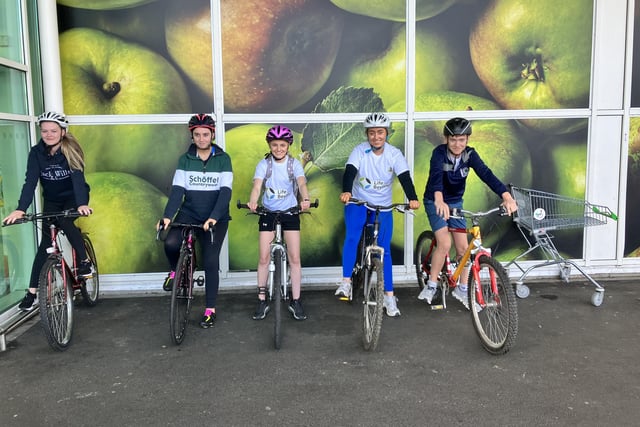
[
  {"xmin": 236, "ymin": 199, "xmax": 319, "ymax": 216},
  {"xmin": 591, "ymin": 206, "xmax": 618, "ymax": 221}
]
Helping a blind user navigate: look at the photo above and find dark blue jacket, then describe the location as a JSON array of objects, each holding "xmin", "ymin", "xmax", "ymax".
[
  {"xmin": 423, "ymin": 144, "xmax": 507, "ymax": 204},
  {"xmin": 16, "ymin": 139, "xmax": 90, "ymax": 212}
]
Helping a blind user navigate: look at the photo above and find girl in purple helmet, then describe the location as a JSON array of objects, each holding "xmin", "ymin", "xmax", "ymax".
[{"xmin": 246, "ymin": 125, "xmax": 311, "ymax": 321}]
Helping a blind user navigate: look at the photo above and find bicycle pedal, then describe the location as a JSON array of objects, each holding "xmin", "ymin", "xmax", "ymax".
[{"xmin": 429, "ymin": 304, "xmax": 445, "ymax": 311}]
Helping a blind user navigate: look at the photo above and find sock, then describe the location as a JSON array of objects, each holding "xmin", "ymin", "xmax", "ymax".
[
  {"xmin": 169, "ymin": 271, "xmax": 175, "ymax": 279},
  {"xmin": 204, "ymin": 308, "xmax": 215, "ymax": 317},
  {"xmin": 427, "ymin": 280, "xmax": 438, "ymax": 289}
]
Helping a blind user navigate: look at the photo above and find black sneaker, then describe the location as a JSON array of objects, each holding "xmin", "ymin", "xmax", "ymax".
[
  {"xmin": 200, "ymin": 312, "xmax": 216, "ymax": 328},
  {"xmin": 77, "ymin": 259, "xmax": 93, "ymax": 278},
  {"xmin": 252, "ymin": 299, "xmax": 270, "ymax": 320},
  {"xmin": 18, "ymin": 292, "xmax": 37, "ymax": 312},
  {"xmin": 288, "ymin": 299, "xmax": 307, "ymax": 321},
  {"xmin": 162, "ymin": 272, "xmax": 174, "ymax": 292}
]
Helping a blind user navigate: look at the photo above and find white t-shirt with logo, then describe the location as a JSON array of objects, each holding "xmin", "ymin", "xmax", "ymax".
[
  {"xmin": 347, "ymin": 142, "xmax": 410, "ymax": 206},
  {"xmin": 254, "ymin": 157, "xmax": 305, "ymax": 211}
]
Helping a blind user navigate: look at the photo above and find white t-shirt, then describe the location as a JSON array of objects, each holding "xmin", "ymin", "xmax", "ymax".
[
  {"xmin": 347, "ymin": 142, "xmax": 410, "ymax": 206},
  {"xmin": 254, "ymin": 156, "xmax": 305, "ymax": 211}
]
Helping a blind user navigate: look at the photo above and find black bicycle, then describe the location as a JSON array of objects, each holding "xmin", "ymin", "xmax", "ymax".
[
  {"xmin": 157, "ymin": 222, "xmax": 210, "ymax": 345},
  {"xmin": 237, "ymin": 200, "xmax": 318, "ymax": 349}
]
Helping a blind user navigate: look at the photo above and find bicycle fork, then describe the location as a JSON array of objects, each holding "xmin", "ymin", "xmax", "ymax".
[{"xmin": 268, "ymin": 246, "xmax": 288, "ymax": 301}]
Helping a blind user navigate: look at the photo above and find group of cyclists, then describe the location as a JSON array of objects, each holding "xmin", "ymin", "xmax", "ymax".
[{"xmin": 2, "ymin": 110, "xmax": 517, "ymax": 330}]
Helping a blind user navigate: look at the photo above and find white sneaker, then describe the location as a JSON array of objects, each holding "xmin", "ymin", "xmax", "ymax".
[
  {"xmin": 383, "ymin": 295, "xmax": 401, "ymax": 317},
  {"xmin": 335, "ymin": 281, "xmax": 352, "ymax": 299},
  {"xmin": 452, "ymin": 286, "xmax": 470, "ymax": 310},
  {"xmin": 418, "ymin": 286, "xmax": 438, "ymax": 304}
]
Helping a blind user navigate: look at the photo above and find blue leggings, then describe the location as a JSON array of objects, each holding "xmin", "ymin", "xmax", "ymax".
[{"xmin": 342, "ymin": 203, "xmax": 394, "ymax": 292}]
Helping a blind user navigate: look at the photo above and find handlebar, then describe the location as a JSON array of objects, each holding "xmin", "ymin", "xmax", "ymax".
[
  {"xmin": 236, "ymin": 199, "xmax": 319, "ymax": 215},
  {"xmin": 156, "ymin": 221, "xmax": 215, "ymax": 244},
  {"xmin": 2, "ymin": 209, "xmax": 86, "ymax": 227},
  {"xmin": 347, "ymin": 198, "xmax": 413, "ymax": 214},
  {"xmin": 449, "ymin": 205, "xmax": 507, "ymax": 220}
]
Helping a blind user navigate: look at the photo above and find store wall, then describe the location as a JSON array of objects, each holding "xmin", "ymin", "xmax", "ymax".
[{"xmin": 6, "ymin": 0, "xmax": 634, "ymax": 289}]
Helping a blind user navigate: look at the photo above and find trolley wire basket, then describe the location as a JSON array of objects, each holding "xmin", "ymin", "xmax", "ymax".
[{"xmin": 506, "ymin": 186, "xmax": 618, "ymax": 307}]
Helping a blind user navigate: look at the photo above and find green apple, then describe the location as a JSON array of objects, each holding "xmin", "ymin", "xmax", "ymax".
[
  {"xmin": 547, "ymin": 140, "xmax": 587, "ymax": 199},
  {"xmin": 625, "ymin": 117, "xmax": 640, "ymax": 253},
  {"xmin": 389, "ymin": 91, "xmax": 532, "ymax": 249},
  {"xmin": 59, "ymin": 27, "xmax": 191, "ymax": 115},
  {"xmin": 73, "ymin": 124, "xmax": 190, "ymax": 195},
  {"xmin": 330, "ymin": 0, "xmax": 460, "ymax": 22},
  {"xmin": 343, "ymin": 21, "xmax": 461, "ymax": 109},
  {"xmin": 59, "ymin": 2, "xmax": 167, "ymax": 52},
  {"xmin": 469, "ymin": 0, "xmax": 592, "ymax": 135},
  {"xmin": 57, "ymin": 0, "xmax": 157, "ymax": 10},
  {"xmin": 76, "ymin": 172, "xmax": 168, "ymax": 274},
  {"xmin": 165, "ymin": 0, "xmax": 344, "ymax": 113}
]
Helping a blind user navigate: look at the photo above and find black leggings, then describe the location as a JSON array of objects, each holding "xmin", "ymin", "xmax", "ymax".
[
  {"xmin": 29, "ymin": 199, "xmax": 87, "ymax": 288},
  {"xmin": 164, "ymin": 219, "xmax": 228, "ymax": 309}
]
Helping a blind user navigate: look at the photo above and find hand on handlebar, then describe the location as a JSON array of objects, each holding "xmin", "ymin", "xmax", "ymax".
[
  {"xmin": 156, "ymin": 218, "xmax": 170, "ymax": 232},
  {"xmin": 203, "ymin": 219, "xmax": 217, "ymax": 232},
  {"xmin": 2, "ymin": 210, "xmax": 26, "ymax": 225}
]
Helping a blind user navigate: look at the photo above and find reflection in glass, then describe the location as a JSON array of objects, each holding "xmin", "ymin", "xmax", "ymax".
[
  {"xmin": 0, "ymin": 66, "xmax": 28, "ymax": 115},
  {"xmin": 0, "ymin": 0, "xmax": 25, "ymax": 63}
]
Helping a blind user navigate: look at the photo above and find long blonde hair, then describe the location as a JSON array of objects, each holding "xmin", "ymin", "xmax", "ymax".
[{"xmin": 60, "ymin": 131, "xmax": 85, "ymax": 172}]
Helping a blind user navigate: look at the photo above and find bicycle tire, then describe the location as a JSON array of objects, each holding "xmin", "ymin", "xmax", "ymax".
[
  {"xmin": 469, "ymin": 255, "xmax": 518, "ymax": 355},
  {"xmin": 415, "ymin": 230, "xmax": 436, "ymax": 290},
  {"xmin": 273, "ymin": 251, "xmax": 283, "ymax": 350},
  {"xmin": 38, "ymin": 258, "xmax": 74, "ymax": 351},
  {"xmin": 80, "ymin": 235, "xmax": 99, "ymax": 307},
  {"xmin": 362, "ymin": 257, "xmax": 384, "ymax": 351},
  {"xmin": 170, "ymin": 250, "xmax": 193, "ymax": 345}
]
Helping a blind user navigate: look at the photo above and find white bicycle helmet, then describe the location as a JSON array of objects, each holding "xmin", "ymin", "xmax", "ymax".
[
  {"xmin": 37, "ymin": 111, "xmax": 69, "ymax": 129},
  {"xmin": 363, "ymin": 112, "xmax": 390, "ymax": 129}
]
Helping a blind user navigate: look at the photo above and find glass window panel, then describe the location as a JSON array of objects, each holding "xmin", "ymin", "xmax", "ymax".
[
  {"xmin": 0, "ymin": 0, "xmax": 25, "ymax": 63},
  {"xmin": 625, "ymin": 117, "xmax": 640, "ymax": 256},
  {"xmin": 0, "ymin": 65, "xmax": 28, "ymax": 115},
  {"xmin": 0, "ymin": 121, "xmax": 36, "ymax": 313}
]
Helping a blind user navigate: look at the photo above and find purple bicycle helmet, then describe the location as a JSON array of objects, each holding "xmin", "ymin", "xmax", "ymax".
[{"xmin": 266, "ymin": 125, "xmax": 294, "ymax": 144}]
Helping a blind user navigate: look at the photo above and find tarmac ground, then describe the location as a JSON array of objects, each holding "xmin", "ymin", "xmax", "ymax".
[{"xmin": 1, "ymin": 279, "xmax": 640, "ymax": 426}]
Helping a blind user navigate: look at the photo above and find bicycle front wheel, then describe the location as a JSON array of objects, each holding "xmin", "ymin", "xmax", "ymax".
[
  {"xmin": 170, "ymin": 250, "xmax": 193, "ymax": 345},
  {"xmin": 362, "ymin": 258, "xmax": 384, "ymax": 351},
  {"xmin": 469, "ymin": 255, "xmax": 518, "ymax": 355},
  {"xmin": 80, "ymin": 235, "xmax": 99, "ymax": 307},
  {"xmin": 273, "ymin": 251, "xmax": 283, "ymax": 350},
  {"xmin": 415, "ymin": 231, "xmax": 436, "ymax": 290},
  {"xmin": 38, "ymin": 259, "xmax": 74, "ymax": 351}
]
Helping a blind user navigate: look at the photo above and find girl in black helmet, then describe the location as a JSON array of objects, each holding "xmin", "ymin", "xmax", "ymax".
[
  {"xmin": 3, "ymin": 112, "xmax": 93, "ymax": 312},
  {"xmin": 418, "ymin": 117, "xmax": 517, "ymax": 308}
]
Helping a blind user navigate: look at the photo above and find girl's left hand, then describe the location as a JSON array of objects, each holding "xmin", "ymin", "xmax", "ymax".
[
  {"xmin": 300, "ymin": 199, "xmax": 311, "ymax": 211},
  {"xmin": 77, "ymin": 205, "xmax": 93, "ymax": 216}
]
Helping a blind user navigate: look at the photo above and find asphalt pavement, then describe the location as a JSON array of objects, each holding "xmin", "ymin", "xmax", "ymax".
[{"xmin": 1, "ymin": 279, "xmax": 640, "ymax": 426}]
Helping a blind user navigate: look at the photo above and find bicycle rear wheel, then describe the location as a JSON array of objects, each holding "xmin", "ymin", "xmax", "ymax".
[
  {"xmin": 469, "ymin": 255, "xmax": 518, "ymax": 355},
  {"xmin": 38, "ymin": 259, "xmax": 74, "ymax": 351},
  {"xmin": 80, "ymin": 235, "xmax": 99, "ymax": 307},
  {"xmin": 362, "ymin": 258, "xmax": 384, "ymax": 351},
  {"xmin": 415, "ymin": 230, "xmax": 436, "ymax": 290},
  {"xmin": 170, "ymin": 250, "xmax": 193, "ymax": 345},
  {"xmin": 273, "ymin": 251, "xmax": 283, "ymax": 350}
]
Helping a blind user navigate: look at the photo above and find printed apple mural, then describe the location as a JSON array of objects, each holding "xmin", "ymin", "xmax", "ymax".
[{"xmin": 55, "ymin": 0, "xmax": 604, "ymax": 274}]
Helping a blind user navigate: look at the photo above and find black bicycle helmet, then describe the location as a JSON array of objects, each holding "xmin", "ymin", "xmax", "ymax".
[
  {"xmin": 188, "ymin": 113, "xmax": 216, "ymax": 132},
  {"xmin": 443, "ymin": 117, "xmax": 472, "ymax": 136}
]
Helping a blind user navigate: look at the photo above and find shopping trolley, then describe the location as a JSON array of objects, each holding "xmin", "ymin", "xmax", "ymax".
[{"xmin": 506, "ymin": 186, "xmax": 618, "ymax": 307}]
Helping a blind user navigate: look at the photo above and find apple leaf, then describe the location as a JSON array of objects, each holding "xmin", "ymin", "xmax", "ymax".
[{"xmin": 302, "ymin": 86, "xmax": 385, "ymax": 172}]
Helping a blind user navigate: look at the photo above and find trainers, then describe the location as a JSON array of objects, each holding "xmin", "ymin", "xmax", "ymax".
[
  {"xmin": 163, "ymin": 271, "xmax": 175, "ymax": 292},
  {"xmin": 77, "ymin": 259, "xmax": 93, "ymax": 278},
  {"xmin": 452, "ymin": 285, "xmax": 470, "ymax": 310},
  {"xmin": 418, "ymin": 286, "xmax": 438, "ymax": 304},
  {"xmin": 252, "ymin": 299, "xmax": 270, "ymax": 320},
  {"xmin": 383, "ymin": 295, "xmax": 401, "ymax": 317},
  {"xmin": 335, "ymin": 281, "xmax": 352, "ymax": 299},
  {"xmin": 288, "ymin": 299, "xmax": 307, "ymax": 321},
  {"xmin": 200, "ymin": 312, "xmax": 216, "ymax": 328},
  {"xmin": 18, "ymin": 291, "xmax": 37, "ymax": 312}
]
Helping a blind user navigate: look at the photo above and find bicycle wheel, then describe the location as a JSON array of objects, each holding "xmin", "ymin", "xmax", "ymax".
[
  {"xmin": 362, "ymin": 258, "xmax": 384, "ymax": 351},
  {"xmin": 80, "ymin": 235, "xmax": 99, "ymax": 307},
  {"xmin": 415, "ymin": 230, "xmax": 436, "ymax": 290},
  {"xmin": 468, "ymin": 255, "xmax": 518, "ymax": 355},
  {"xmin": 38, "ymin": 258, "xmax": 74, "ymax": 351},
  {"xmin": 170, "ymin": 250, "xmax": 193, "ymax": 345},
  {"xmin": 273, "ymin": 251, "xmax": 283, "ymax": 350}
]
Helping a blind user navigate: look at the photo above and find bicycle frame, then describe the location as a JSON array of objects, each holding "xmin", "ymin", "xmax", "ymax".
[{"xmin": 268, "ymin": 218, "xmax": 289, "ymax": 302}]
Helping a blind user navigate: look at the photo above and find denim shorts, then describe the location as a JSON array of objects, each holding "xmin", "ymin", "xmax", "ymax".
[{"xmin": 425, "ymin": 199, "xmax": 466, "ymax": 232}]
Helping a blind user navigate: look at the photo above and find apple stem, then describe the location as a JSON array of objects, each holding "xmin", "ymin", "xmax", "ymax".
[
  {"xmin": 102, "ymin": 82, "xmax": 121, "ymax": 99},
  {"xmin": 520, "ymin": 57, "xmax": 545, "ymax": 82}
]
